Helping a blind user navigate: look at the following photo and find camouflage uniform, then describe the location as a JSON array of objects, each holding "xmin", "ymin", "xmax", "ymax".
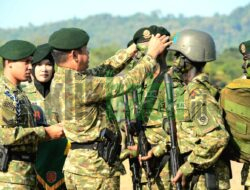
[
  {"xmin": 114, "ymin": 25, "xmax": 173, "ymax": 190},
  {"xmin": 176, "ymin": 73, "xmax": 230, "ymax": 189},
  {"xmin": 48, "ymin": 48, "xmax": 157, "ymax": 190},
  {"xmin": 220, "ymin": 40, "xmax": 250, "ymax": 189},
  {"xmin": 113, "ymin": 58, "xmax": 175, "ymax": 190},
  {"xmin": 23, "ymin": 82, "xmax": 68, "ymax": 190},
  {"xmin": 0, "ymin": 77, "xmax": 46, "ymax": 189},
  {"xmin": 220, "ymin": 78, "xmax": 250, "ymax": 188},
  {"xmin": 138, "ymin": 69, "xmax": 172, "ymax": 190}
]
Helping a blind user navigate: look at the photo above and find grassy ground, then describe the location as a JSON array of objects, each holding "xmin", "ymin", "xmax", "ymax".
[{"xmin": 120, "ymin": 160, "xmax": 244, "ymax": 190}]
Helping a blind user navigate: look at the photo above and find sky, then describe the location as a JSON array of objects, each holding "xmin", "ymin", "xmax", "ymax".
[{"xmin": 0, "ymin": 0, "xmax": 249, "ymax": 29}]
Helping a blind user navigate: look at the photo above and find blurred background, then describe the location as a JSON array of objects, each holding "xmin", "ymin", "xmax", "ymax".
[{"xmin": 0, "ymin": 0, "xmax": 250, "ymax": 88}]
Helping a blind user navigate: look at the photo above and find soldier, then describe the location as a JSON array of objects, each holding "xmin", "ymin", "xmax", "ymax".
[
  {"xmin": 47, "ymin": 27, "xmax": 170, "ymax": 190},
  {"xmin": 168, "ymin": 29, "xmax": 230, "ymax": 189},
  {"xmin": 220, "ymin": 40, "xmax": 250, "ymax": 190},
  {"xmin": 23, "ymin": 43, "xmax": 68, "ymax": 190},
  {"xmin": 0, "ymin": 40, "xmax": 64, "ymax": 189},
  {"xmin": 117, "ymin": 25, "xmax": 174, "ymax": 190}
]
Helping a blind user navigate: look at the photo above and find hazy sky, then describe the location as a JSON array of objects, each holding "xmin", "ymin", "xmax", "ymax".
[{"xmin": 1, "ymin": 0, "xmax": 249, "ymax": 28}]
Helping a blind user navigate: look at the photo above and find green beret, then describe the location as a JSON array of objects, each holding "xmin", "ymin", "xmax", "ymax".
[
  {"xmin": 133, "ymin": 25, "xmax": 170, "ymax": 44},
  {"xmin": 239, "ymin": 40, "xmax": 250, "ymax": 55},
  {"xmin": 0, "ymin": 40, "xmax": 35, "ymax": 61},
  {"xmin": 133, "ymin": 27, "xmax": 151, "ymax": 44},
  {"xmin": 32, "ymin": 43, "xmax": 52, "ymax": 64},
  {"xmin": 49, "ymin": 28, "xmax": 89, "ymax": 50},
  {"xmin": 149, "ymin": 25, "xmax": 170, "ymax": 37}
]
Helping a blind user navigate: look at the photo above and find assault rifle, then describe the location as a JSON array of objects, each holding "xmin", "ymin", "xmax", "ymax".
[
  {"xmin": 132, "ymin": 90, "xmax": 152, "ymax": 190},
  {"xmin": 163, "ymin": 73, "xmax": 182, "ymax": 190},
  {"xmin": 123, "ymin": 94, "xmax": 141, "ymax": 190}
]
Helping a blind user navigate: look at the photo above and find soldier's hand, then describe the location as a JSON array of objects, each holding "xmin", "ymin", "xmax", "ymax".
[
  {"xmin": 139, "ymin": 149, "xmax": 154, "ymax": 162},
  {"xmin": 171, "ymin": 169, "xmax": 186, "ymax": 187},
  {"xmin": 126, "ymin": 43, "xmax": 137, "ymax": 57},
  {"xmin": 119, "ymin": 148, "xmax": 138, "ymax": 161},
  {"xmin": 147, "ymin": 34, "xmax": 172, "ymax": 59},
  {"xmin": 45, "ymin": 123, "xmax": 65, "ymax": 140}
]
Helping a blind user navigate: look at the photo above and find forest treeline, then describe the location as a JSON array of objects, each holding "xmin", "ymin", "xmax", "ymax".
[{"xmin": 0, "ymin": 3, "xmax": 249, "ymax": 87}]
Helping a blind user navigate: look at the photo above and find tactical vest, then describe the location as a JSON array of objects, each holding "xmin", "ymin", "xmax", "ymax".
[{"xmin": 221, "ymin": 78, "xmax": 250, "ymax": 163}]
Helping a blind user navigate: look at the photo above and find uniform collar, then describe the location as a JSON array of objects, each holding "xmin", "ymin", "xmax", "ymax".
[
  {"xmin": 55, "ymin": 65, "xmax": 79, "ymax": 75},
  {"xmin": 54, "ymin": 66, "xmax": 85, "ymax": 82},
  {"xmin": 3, "ymin": 76, "xmax": 21, "ymax": 93},
  {"xmin": 191, "ymin": 73, "xmax": 209, "ymax": 84},
  {"xmin": 22, "ymin": 80, "xmax": 38, "ymax": 94},
  {"xmin": 188, "ymin": 73, "xmax": 219, "ymax": 98}
]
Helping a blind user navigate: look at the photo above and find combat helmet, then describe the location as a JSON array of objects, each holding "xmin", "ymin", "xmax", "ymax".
[{"xmin": 169, "ymin": 29, "xmax": 216, "ymax": 62}]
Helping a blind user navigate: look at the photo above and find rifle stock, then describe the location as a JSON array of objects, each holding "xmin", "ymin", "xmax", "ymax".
[
  {"xmin": 123, "ymin": 94, "xmax": 142, "ymax": 190},
  {"xmin": 163, "ymin": 73, "xmax": 182, "ymax": 190}
]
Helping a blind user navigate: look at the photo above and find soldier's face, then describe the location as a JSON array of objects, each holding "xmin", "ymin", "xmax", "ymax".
[
  {"xmin": 9, "ymin": 57, "xmax": 32, "ymax": 84},
  {"xmin": 34, "ymin": 59, "xmax": 54, "ymax": 83},
  {"xmin": 77, "ymin": 46, "xmax": 89, "ymax": 71}
]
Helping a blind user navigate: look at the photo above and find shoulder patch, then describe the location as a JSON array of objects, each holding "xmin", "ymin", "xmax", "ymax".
[
  {"xmin": 190, "ymin": 91, "xmax": 196, "ymax": 98},
  {"xmin": 197, "ymin": 113, "xmax": 209, "ymax": 126}
]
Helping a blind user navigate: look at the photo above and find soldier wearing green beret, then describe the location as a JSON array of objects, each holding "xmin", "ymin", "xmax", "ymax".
[
  {"xmin": 47, "ymin": 27, "xmax": 170, "ymax": 190},
  {"xmin": 114, "ymin": 25, "xmax": 175, "ymax": 189},
  {"xmin": 168, "ymin": 30, "xmax": 230, "ymax": 189},
  {"xmin": 220, "ymin": 40, "xmax": 250, "ymax": 190},
  {"xmin": 0, "ymin": 40, "xmax": 64, "ymax": 189},
  {"xmin": 23, "ymin": 43, "xmax": 68, "ymax": 190}
]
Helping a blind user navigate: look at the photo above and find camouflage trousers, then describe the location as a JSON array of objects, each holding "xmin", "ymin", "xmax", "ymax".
[
  {"xmin": 0, "ymin": 182, "xmax": 37, "ymax": 190},
  {"xmin": 64, "ymin": 171, "xmax": 120, "ymax": 190},
  {"xmin": 186, "ymin": 160, "xmax": 231, "ymax": 190},
  {"xmin": 242, "ymin": 163, "xmax": 250, "ymax": 188},
  {"xmin": 141, "ymin": 160, "xmax": 172, "ymax": 190}
]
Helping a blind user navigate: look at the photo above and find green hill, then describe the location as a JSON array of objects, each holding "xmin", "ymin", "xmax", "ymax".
[
  {"xmin": 0, "ymin": 4, "xmax": 249, "ymax": 87},
  {"xmin": 0, "ymin": 3, "xmax": 250, "ymax": 52}
]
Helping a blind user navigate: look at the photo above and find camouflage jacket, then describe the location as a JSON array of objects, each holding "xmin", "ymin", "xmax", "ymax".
[
  {"xmin": 220, "ymin": 78, "xmax": 250, "ymax": 163},
  {"xmin": 48, "ymin": 49, "xmax": 157, "ymax": 177},
  {"xmin": 22, "ymin": 82, "xmax": 49, "ymax": 125},
  {"xmin": 176, "ymin": 73, "xmax": 229, "ymax": 176},
  {"xmin": 0, "ymin": 77, "xmax": 46, "ymax": 185},
  {"xmin": 23, "ymin": 81, "xmax": 68, "ymax": 189}
]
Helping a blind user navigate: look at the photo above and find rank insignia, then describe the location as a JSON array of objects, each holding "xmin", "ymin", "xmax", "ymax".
[{"xmin": 143, "ymin": 29, "xmax": 151, "ymax": 39}]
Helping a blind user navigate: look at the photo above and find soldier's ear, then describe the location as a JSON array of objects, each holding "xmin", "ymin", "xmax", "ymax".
[
  {"xmin": 5, "ymin": 60, "xmax": 13, "ymax": 69},
  {"xmin": 72, "ymin": 50, "xmax": 79, "ymax": 63}
]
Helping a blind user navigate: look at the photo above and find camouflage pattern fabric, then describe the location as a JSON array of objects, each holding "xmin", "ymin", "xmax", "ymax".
[
  {"xmin": 0, "ymin": 182, "xmax": 38, "ymax": 190},
  {"xmin": 176, "ymin": 73, "xmax": 230, "ymax": 189},
  {"xmin": 113, "ymin": 58, "xmax": 174, "ymax": 189},
  {"xmin": 24, "ymin": 82, "xmax": 68, "ymax": 190},
  {"xmin": 138, "ymin": 69, "xmax": 183, "ymax": 190},
  {"xmin": 64, "ymin": 171, "xmax": 120, "ymax": 190},
  {"xmin": 48, "ymin": 49, "xmax": 156, "ymax": 182},
  {"xmin": 220, "ymin": 77, "xmax": 250, "ymax": 188},
  {"xmin": 0, "ymin": 77, "xmax": 46, "ymax": 187}
]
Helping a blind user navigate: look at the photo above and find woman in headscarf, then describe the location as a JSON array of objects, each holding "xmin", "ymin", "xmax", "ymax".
[{"xmin": 24, "ymin": 43, "xmax": 68, "ymax": 190}]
